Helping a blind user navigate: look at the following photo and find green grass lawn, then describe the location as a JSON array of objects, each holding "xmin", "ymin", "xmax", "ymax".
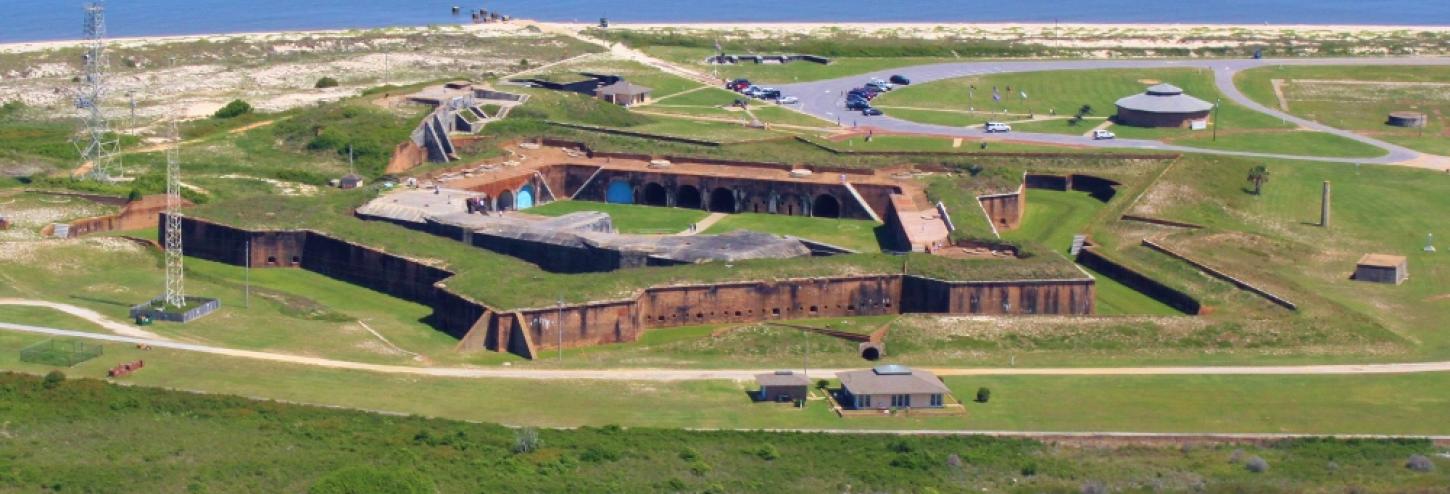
[
  {"xmin": 627, "ymin": 117, "xmax": 785, "ymax": 143},
  {"xmin": 874, "ymin": 68, "xmax": 1386, "ymax": 158},
  {"xmin": 1236, "ymin": 65, "xmax": 1450, "ymax": 156},
  {"xmin": 747, "ymin": 105, "xmax": 831, "ymax": 127},
  {"xmin": 1123, "ymin": 153, "xmax": 1449, "ymax": 358},
  {"xmin": 702, "ymin": 212, "xmax": 884, "ymax": 252},
  {"xmin": 4, "ymin": 334, "xmax": 1450, "ymax": 435},
  {"xmin": 1085, "ymin": 265, "xmax": 1185, "ymax": 316},
  {"xmin": 8, "ymin": 371, "xmax": 1449, "ymax": 493},
  {"xmin": 525, "ymin": 200, "xmax": 710, "ymax": 234}
]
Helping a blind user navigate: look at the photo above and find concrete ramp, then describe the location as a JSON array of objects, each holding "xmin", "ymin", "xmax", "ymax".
[{"xmin": 842, "ymin": 182, "xmax": 882, "ymax": 222}]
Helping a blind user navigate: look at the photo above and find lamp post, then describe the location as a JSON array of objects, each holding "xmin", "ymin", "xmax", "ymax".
[
  {"xmin": 556, "ymin": 295, "xmax": 563, "ymax": 362},
  {"xmin": 1212, "ymin": 97, "xmax": 1222, "ymax": 142}
]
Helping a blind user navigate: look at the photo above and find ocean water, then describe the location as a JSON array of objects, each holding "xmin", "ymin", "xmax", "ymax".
[{"xmin": 5, "ymin": 0, "xmax": 1448, "ymax": 43}]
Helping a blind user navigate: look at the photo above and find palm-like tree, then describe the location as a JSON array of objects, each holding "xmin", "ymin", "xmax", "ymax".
[{"xmin": 1247, "ymin": 165, "xmax": 1271, "ymax": 195}]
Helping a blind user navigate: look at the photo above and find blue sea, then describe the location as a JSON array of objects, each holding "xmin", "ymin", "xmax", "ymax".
[{"xmin": 5, "ymin": 0, "xmax": 1449, "ymax": 43}]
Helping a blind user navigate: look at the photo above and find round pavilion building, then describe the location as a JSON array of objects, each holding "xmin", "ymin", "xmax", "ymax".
[{"xmin": 1114, "ymin": 83, "xmax": 1214, "ymax": 128}]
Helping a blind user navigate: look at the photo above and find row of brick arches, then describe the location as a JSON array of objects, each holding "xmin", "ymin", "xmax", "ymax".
[{"xmin": 606, "ymin": 179, "xmax": 841, "ymax": 218}]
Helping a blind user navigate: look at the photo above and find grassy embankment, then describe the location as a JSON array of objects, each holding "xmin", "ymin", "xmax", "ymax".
[
  {"xmin": 874, "ymin": 68, "xmax": 1385, "ymax": 158},
  {"xmin": 524, "ymin": 201, "xmax": 708, "ymax": 234},
  {"xmin": 1236, "ymin": 65, "xmax": 1450, "ymax": 156},
  {"xmin": 5, "ymin": 371, "xmax": 1448, "ymax": 493},
  {"xmin": 702, "ymin": 213, "xmax": 885, "ymax": 253}
]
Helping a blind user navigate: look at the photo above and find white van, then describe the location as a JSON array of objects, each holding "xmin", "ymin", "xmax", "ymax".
[{"xmin": 984, "ymin": 122, "xmax": 1012, "ymax": 133}]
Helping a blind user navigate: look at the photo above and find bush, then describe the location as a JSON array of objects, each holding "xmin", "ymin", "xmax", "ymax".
[
  {"xmin": 308, "ymin": 465, "xmax": 431, "ymax": 494},
  {"xmin": 679, "ymin": 447, "xmax": 699, "ymax": 461},
  {"xmin": 688, "ymin": 460, "xmax": 711, "ymax": 476},
  {"xmin": 213, "ymin": 100, "xmax": 253, "ymax": 119},
  {"xmin": 816, "ymin": 379, "xmax": 829, "ymax": 389},
  {"xmin": 755, "ymin": 444, "xmax": 779, "ymax": 461},
  {"xmin": 1407, "ymin": 454, "xmax": 1435, "ymax": 472},
  {"xmin": 1245, "ymin": 456, "xmax": 1269, "ymax": 473},
  {"xmin": 42, "ymin": 370, "xmax": 65, "ymax": 389},
  {"xmin": 887, "ymin": 439, "xmax": 915, "ymax": 453},
  {"xmin": 1020, "ymin": 463, "xmax": 1037, "ymax": 476},
  {"xmin": 976, "ymin": 387, "xmax": 991, "ymax": 403},
  {"xmin": 127, "ymin": 188, "xmax": 143, "ymax": 202},
  {"xmin": 513, "ymin": 427, "xmax": 540, "ymax": 454},
  {"xmin": 315, "ymin": 77, "xmax": 340, "ymax": 89}
]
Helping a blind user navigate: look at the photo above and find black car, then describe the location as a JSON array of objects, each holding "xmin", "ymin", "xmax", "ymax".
[
  {"xmin": 861, "ymin": 107, "xmax": 883, "ymax": 116},
  {"xmin": 848, "ymin": 88, "xmax": 879, "ymax": 100},
  {"xmin": 845, "ymin": 98, "xmax": 870, "ymax": 110},
  {"xmin": 889, "ymin": 74, "xmax": 911, "ymax": 85}
]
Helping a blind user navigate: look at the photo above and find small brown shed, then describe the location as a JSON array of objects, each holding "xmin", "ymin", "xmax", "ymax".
[
  {"xmin": 1354, "ymin": 254, "xmax": 1408, "ymax": 284},
  {"xmin": 595, "ymin": 81, "xmax": 652, "ymax": 107},
  {"xmin": 338, "ymin": 173, "xmax": 364, "ymax": 190},
  {"xmin": 754, "ymin": 371, "xmax": 810, "ymax": 403}
]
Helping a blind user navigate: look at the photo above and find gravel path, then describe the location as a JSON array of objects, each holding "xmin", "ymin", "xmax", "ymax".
[
  {"xmin": 0, "ymin": 298, "xmax": 163, "ymax": 340},
  {"xmin": 777, "ymin": 56, "xmax": 1450, "ymax": 169}
]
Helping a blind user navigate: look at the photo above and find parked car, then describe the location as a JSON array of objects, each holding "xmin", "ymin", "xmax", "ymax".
[
  {"xmin": 727, "ymin": 79, "xmax": 751, "ymax": 91},
  {"xmin": 846, "ymin": 98, "xmax": 871, "ymax": 110},
  {"xmin": 742, "ymin": 86, "xmax": 762, "ymax": 97},
  {"xmin": 777, "ymin": 96, "xmax": 799, "ymax": 104},
  {"xmin": 848, "ymin": 88, "xmax": 879, "ymax": 100},
  {"xmin": 862, "ymin": 107, "xmax": 884, "ymax": 116},
  {"xmin": 984, "ymin": 121, "xmax": 1012, "ymax": 133},
  {"xmin": 866, "ymin": 80, "xmax": 893, "ymax": 92},
  {"xmin": 756, "ymin": 88, "xmax": 781, "ymax": 99},
  {"xmin": 889, "ymin": 74, "xmax": 911, "ymax": 85},
  {"xmin": 1092, "ymin": 129, "xmax": 1116, "ymax": 140}
]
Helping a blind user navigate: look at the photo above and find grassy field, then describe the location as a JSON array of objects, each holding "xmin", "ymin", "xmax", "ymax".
[
  {"xmin": 1236, "ymin": 65, "xmax": 1450, "ymax": 156},
  {"xmin": 4, "ymin": 333, "xmax": 1450, "ymax": 435},
  {"xmin": 7, "ymin": 372, "xmax": 1448, "ymax": 493},
  {"xmin": 1126, "ymin": 154, "xmax": 1449, "ymax": 357},
  {"xmin": 873, "ymin": 68, "xmax": 1386, "ymax": 158},
  {"xmin": 702, "ymin": 213, "xmax": 885, "ymax": 252},
  {"xmin": 524, "ymin": 200, "xmax": 708, "ymax": 234}
]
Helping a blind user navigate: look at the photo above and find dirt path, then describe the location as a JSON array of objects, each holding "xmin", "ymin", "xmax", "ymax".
[
  {"xmin": 677, "ymin": 212, "xmax": 726, "ymax": 236},
  {"xmin": 1270, "ymin": 78, "xmax": 1292, "ymax": 112},
  {"xmin": 0, "ymin": 299, "xmax": 163, "ymax": 340},
  {"xmin": 5, "ymin": 321, "xmax": 1450, "ymax": 382}
]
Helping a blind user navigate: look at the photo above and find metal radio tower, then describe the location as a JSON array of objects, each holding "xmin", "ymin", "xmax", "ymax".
[
  {"xmin": 163, "ymin": 116, "xmax": 185, "ymax": 308},
  {"xmin": 74, "ymin": 2, "xmax": 123, "ymax": 182}
]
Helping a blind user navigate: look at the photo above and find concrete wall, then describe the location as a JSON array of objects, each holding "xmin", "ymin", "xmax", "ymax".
[
  {"xmin": 1115, "ymin": 108, "xmax": 1211, "ymax": 128},
  {"xmin": 572, "ymin": 168, "xmax": 882, "ymax": 219},
  {"xmin": 977, "ymin": 187, "xmax": 1025, "ymax": 231},
  {"xmin": 65, "ymin": 195, "xmax": 189, "ymax": 238},
  {"xmin": 177, "ymin": 217, "xmax": 1096, "ymax": 360}
]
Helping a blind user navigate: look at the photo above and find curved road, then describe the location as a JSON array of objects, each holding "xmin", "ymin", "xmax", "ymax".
[
  {"xmin": 6, "ymin": 321, "xmax": 1450, "ymax": 381},
  {"xmin": 778, "ymin": 56, "xmax": 1450, "ymax": 167}
]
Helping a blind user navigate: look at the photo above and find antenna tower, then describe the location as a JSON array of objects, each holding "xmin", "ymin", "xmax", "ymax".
[
  {"xmin": 163, "ymin": 115, "xmax": 185, "ymax": 308},
  {"xmin": 75, "ymin": 2, "xmax": 122, "ymax": 182}
]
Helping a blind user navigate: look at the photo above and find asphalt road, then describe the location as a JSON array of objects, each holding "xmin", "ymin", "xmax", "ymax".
[{"xmin": 777, "ymin": 56, "xmax": 1450, "ymax": 166}]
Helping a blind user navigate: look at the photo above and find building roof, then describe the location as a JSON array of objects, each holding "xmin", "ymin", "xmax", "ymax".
[
  {"xmin": 596, "ymin": 81, "xmax": 652, "ymax": 97},
  {"xmin": 755, "ymin": 371, "xmax": 810, "ymax": 387},
  {"xmin": 837, "ymin": 366, "xmax": 951, "ymax": 395},
  {"xmin": 1115, "ymin": 83, "xmax": 1214, "ymax": 114},
  {"xmin": 1357, "ymin": 253, "xmax": 1407, "ymax": 268}
]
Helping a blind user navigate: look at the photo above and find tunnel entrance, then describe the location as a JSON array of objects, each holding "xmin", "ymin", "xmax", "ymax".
[
  {"xmin": 812, "ymin": 194, "xmax": 841, "ymax": 218},
  {"xmin": 496, "ymin": 190, "xmax": 514, "ymax": 211},
  {"xmin": 676, "ymin": 185, "xmax": 702, "ymax": 209},
  {"xmin": 642, "ymin": 182, "xmax": 668, "ymax": 206},
  {"xmin": 606, "ymin": 179, "xmax": 633, "ymax": 204},
  {"xmin": 517, "ymin": 185, "xmax": 535, "ymax": 210},
  {"xmin": 861, "ymin": 345, "xmax": 882, "ymax": 361},
  {"xmin": 709, "ymin": 187, "xmax": 736, "ymax": 213}
]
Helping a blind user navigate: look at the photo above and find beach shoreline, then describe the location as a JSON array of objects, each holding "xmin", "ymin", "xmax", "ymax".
[{"xmin": 4, "ymin": 19, "xmax": 1449, "ymax": 53}]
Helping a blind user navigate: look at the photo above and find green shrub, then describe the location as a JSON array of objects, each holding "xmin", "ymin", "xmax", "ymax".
[
  {"xmin": 976, "ymin": 387, "xmax": 991, "ymax": 403},
  {"xmin": 127, "ymin": 188, "xmax": 143, "ymax": 202},
  {"xmin": 755, "ymin": 444, "xmax": 779, "ymax": 461},
  {"xmin": 308, "ymin": 465, "xmax": 432, "ymax": 494},
  {"xmin": 1245, "ymin": 456, "xmax": 1269, "ymax": 473},
  {"xmin": 43, "ymin": 370, "xmax": 65, "ymax": 389},
  {"xmin": 315, "ymin": 77, "xmax": 340, "ymax": 89},
  {"xmin": 213, "ymin": 100, "xmax": 253, "ymax": 119},
  {"xmin": 688, "ymin": 460, "xmax": 712, "ymax": 476},
  {"xmin": 816, "ymin": 379, "xmax": 829, "ymax": 389},
  {"xmin": 679, "ymin": 447, "xmax": 699, "ymax": 461}
]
